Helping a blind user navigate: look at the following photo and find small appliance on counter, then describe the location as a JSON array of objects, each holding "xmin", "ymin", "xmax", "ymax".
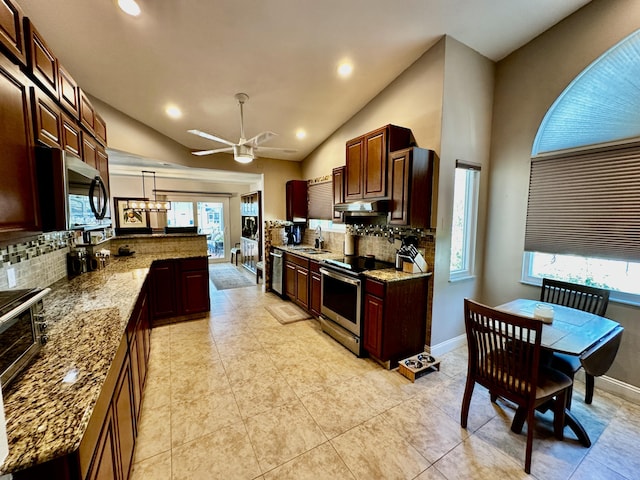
[
  {"xmin": 67, "ymin": 248, "xmax": 88, "ymax": 278},
  {"xmin": 284, "ymin": 224, "xmax": 304, "ymax": 245}
]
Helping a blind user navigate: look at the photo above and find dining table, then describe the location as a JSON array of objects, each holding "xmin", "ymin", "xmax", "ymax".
[{"xmin": 495, "ymin": 298, "xmax": 622, "ymax": 448}]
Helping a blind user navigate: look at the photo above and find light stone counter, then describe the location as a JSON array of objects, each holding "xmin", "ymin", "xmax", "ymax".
[{"xmin": 0, "ymin": 250, "xmax": 204, "ymax": 475}]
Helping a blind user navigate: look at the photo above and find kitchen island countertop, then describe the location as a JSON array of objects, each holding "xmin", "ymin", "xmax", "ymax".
[{"xmin": 0, "ymin": 250, "xmax": 204, "ymax": 474}]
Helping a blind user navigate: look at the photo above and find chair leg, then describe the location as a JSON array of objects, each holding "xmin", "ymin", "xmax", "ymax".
[
  {"xmin": 460, "ymin": 378, "xmax": 475, "ymax": 428},
  {"xmin": 553, "ymin": 391, "xmax": 566, "ymax": 440},
  {"xmin": 585, "ymin": 374, "xmax": 594, "ymax": 404},
  {"xmin": 566, "ymin": 383, "xmax": 574, "ymax": 410},
  {"xmin": 524, "ymin": 408, "xmax": 535, "ymax": 474},
  {"xmin": 512, "ymin": 407, "xmax": 526, "ymax": 434}
]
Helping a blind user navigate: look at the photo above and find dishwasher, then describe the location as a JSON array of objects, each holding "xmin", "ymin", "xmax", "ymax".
[{"xmin": 270, "ymin": 249, "xmax": 284, "ymax": 296}]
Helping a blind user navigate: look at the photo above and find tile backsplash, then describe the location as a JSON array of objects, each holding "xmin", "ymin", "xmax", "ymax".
[{"xmin": 0, "ymin": 232, "xmax": 72, "ymax": 290}]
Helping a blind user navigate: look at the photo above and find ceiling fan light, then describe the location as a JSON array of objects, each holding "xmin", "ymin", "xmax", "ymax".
[
  {"xmin": 117, "ymin": 0, "xmax": 141, "ymax": 17},
  {"xmin": 234, "ymin": 144, "xmax": 254, "ymax": 163},
  {"xmin": 235, "ymin": 154, "xmax": 254, "ymax": 164}
]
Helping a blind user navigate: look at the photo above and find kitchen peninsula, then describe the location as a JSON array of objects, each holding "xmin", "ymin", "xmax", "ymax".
[{"xmin": 0, "ymin": 235, "xmax": 208, "ymax": 478}]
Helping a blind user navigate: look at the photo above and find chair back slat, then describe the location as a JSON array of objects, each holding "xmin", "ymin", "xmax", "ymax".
[
  {"xmin": 540, "ymin": 278, "xmax": 609, "ymax": 316},
  {"xmin": 464, "ymin": 299, "xmax": 542, "ymax": 405}
]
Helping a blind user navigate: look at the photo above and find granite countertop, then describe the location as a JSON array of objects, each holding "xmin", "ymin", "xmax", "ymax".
[
  {"xmin": 0, "ymin": 252, "xmax": 204, "ymax": 474},
  {"xmin": 275, "ymin": 245, "xmax": 432, "ymax": 282}
]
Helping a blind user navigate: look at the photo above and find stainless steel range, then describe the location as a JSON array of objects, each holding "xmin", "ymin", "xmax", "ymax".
[{"xmin": 319, "ymin": 256, "xmax": 393, "ymax": 356}]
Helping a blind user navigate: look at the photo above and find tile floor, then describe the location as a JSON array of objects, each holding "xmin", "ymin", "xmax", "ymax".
[{"xmin": 130, "ymin": 265, "xmax": 640, "ymax": 479}]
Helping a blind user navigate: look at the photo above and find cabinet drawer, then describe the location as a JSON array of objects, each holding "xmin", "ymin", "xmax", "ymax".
[
  {"xmin": 309, "ymin": 259, "xmax": 321, "ymax": 273},
  {"xmin": 180, "ymin": 256, "xmax": 208, "ymax": 271},
  {"xmin": 365, "ymin": 278, "xmax": 385, "ymax": 297},
  {"xmin": 285, "ymin": 252, "xmax": 309, "ymax": 268}
]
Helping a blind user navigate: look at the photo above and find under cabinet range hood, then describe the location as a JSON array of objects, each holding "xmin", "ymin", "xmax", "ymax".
[{"xmin": 333, "ymin": 200, "xmax": 389, "ymax": 216}]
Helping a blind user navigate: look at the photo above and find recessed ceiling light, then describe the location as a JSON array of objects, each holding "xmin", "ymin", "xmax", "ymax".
[
  {"xmin": 296, "ymin": 129, "xmax": 306, "ymax": 139},
  {"xmin": 337, "ymin": 62, "xmax": 353, "ymax": 78},
  {"xmin": 117, "ymin": 0, "xmax": 141, "ymax": 17},
  {"xmin": 165, "ymin": 105, "xmax": 182, "ymax": 119}
]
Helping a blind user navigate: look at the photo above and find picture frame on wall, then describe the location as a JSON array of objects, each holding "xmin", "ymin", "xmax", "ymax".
[{"xmin": 114, "ymin": 197, "xmax": 152, "ymax": 235}]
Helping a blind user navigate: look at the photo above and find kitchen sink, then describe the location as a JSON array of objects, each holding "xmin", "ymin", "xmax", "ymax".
[{"xmin": 289, "ymin": 247, "xmax": 331, "ymax": 254}]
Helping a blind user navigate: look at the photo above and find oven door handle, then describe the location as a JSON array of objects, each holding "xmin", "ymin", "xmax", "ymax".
[
  {"xmin": 270, "ymin": 251, "xmax": 283, "ymax": 258},
  {"xmin": 320, "ymin": 268, "xmax": 361, "ymax": 287}
]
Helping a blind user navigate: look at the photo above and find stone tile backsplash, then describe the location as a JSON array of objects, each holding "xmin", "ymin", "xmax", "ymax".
[{"xmin": 0, "ymin": 232, "xmax": 73, "ymax": 290}]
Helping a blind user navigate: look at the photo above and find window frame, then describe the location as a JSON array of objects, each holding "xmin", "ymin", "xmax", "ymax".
[
  {"xmin": 449, "ymin": 162, "xmax": 481, "ymax": 282},
  {"xmin": 521, "ymin": 251, "xmax": 640, "ymax": 307}
]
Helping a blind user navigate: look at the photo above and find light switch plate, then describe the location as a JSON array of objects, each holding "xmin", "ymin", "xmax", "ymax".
[{"xmin": 7, "ymin": 268, "xmax": 16, "ymax": 288}]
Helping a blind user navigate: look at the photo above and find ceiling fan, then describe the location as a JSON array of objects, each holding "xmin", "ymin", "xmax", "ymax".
[{"xmin": 188, "ymin": 93, "xmax": 297, "ymax": 163}]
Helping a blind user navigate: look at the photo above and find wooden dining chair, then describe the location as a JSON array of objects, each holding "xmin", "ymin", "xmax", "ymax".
[
  {"xmin": 461, "ymin": 299, "xmax": 572, "ymax": 474},
  {"xmin": 540, "ymin": 278, "xmax": 610, "ymax": 406}
]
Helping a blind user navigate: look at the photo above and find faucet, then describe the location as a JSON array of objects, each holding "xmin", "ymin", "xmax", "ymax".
[{"xmin": 315, "ymin": 225, "xmax": 324, "ymax": 249}]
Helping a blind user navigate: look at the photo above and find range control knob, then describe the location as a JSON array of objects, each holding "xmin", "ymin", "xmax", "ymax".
[
  {"xmin": 40, "ymin": 334, "xmax": 48, "ymax": 345},
  {"xmin": 37, "ymin": 321, "xmax": 48, "ymax": 331}
]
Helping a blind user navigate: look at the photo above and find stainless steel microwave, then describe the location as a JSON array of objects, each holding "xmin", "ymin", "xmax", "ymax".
[{"xmin": 35, "ymin": 148, "xmax": 111, "ymax": 231}]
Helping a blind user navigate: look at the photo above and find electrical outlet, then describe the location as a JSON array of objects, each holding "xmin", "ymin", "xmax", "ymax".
[{"xmin": 7, "ymin": 267, "xmax": 16, "ymax": 288}]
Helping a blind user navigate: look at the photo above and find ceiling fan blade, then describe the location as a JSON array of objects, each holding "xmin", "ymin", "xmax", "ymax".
[
  {"xmin": 254, "ymin": 146, "xmax": 298, "ymax": 154},
  {"xmin": 244, "ymin": 131, "xmax": 277, "ymax": 147},
  {"xmin": 188, "ymin": 129, "xmax": 236, "ymax": 147},
  {"xmin": 191, "ymin": 147, "xmax": 234, "ymax": 156}
]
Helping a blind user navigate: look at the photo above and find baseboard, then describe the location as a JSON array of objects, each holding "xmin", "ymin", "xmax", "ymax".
[
  {"xmin": 575, "ymin": 370, "xmax": 640, "ymax": 406},
  {"xmin": 426, "ymin": 334, "xmax": 466, "ymax": 358}
]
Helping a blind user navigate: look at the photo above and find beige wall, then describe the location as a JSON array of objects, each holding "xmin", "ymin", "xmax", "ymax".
[
  {"xmin": 302, "ymin": 37, "xmax": 495, "ymax": 352},
  {"xmin": 91, "ymin": 96, "xmax": 303, "ymax": 221},
  {"xmin": 484, "ymin": 0, "xmax": 640, "ymax": 387}
]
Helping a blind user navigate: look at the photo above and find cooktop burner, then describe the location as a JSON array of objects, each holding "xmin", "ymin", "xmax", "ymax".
[
  {"xmin": 0, "ymin": 289, "xmax": 41, "ymax": 318},
  {"xmin": 323, "ymin": 256, "xmax": 394, "ymax": 274}
]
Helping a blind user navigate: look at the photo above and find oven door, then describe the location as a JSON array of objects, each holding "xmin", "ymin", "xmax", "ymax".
[
  {"xmin": 320, "ymin": 267, "xmax": 361, "ymax": 336},
  {"xmin": 0, "ymin": 307, "xmax": 39, "ymax": 386}
]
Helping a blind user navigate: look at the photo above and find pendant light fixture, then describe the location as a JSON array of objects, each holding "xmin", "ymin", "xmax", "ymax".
[{"xmin": 127, "ymin": 171, "xmax": 171, "ymax": 212}]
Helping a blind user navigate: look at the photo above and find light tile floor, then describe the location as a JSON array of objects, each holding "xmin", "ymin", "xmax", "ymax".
[{"xmin": 130, "ymin": 266, "xmax": 640, "ymax": 479}]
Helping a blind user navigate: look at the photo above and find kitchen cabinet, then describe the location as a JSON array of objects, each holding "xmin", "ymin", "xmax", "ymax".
[
  {"xmin": 80, "ymin": 88, "xmax": 96, "ymax": 135},
  {"xmin": 95, "ymin": 112, "xmax": 107, "ymax": 145},
  {"xmin": 332, "ymin": 166, "xmax": 345, "ymax": 223},
  {"xmin": 111, "ymin": 350, "xmax": 136, "ymax": 480},
  {"xmin": 58, "ymin": 64, "xmax": 79, "ymax": 119},
  {"xmin": 150, "ymin": 257, "xmax": 210, "ymax": 325},
  {"xmin": 241, "ymin": 191, "xmax": 262, "ymax": 273},
  {"xmin": 83, "ymin": 133, "xmax": 98, "ymax": 169},
  {"xmin": 388, "ymin": 147, "xmax": 435, "ymax": 229},
  {"xmin": 363, "ymin": 276, "xmax": 429, "ymax": 367},
  {"xmin": 284, "ymin": 252, "xmax": 309, "ymax": 310},
  {"xmin": 25, "ymin": 19, "xmax": 58, "ymax": 99},
  {"xmin": 286, "ymin": 180, "xmax": 307, "ymax": 221},
  {"xmin": 31, "ymin": 86, "xmax": 62, "ymax": 148},
  {"xmin": 97, "ymin": 144, "xmax": 110, "ymax": 194},
  {"xmin": 0, "ymin": 0, "xmax": 26, "ymax": 66},
  {"xmin": 345, "ymin": 125, "xmax": 413, "ymax": 201},
  {"xmin": 0, "ymin": 54, "xmax": 40, "ymax": 243},
  {"xmin": 61, "ymin": 111, "xmax": 82, "ymax": 157},
  {"xmin": 127, "ymin": 283, "xmax": 150, "ymax": 425},
  {"xmin": 309, "ymin": 260, "xmax": 322, "ymax": 317}
]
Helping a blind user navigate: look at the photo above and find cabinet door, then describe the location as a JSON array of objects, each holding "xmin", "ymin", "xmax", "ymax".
[
  {"xmin": 150, "ymin": 261, "xmax": 178, "ymax": 319},
  {"xmin": 95, "ymin": 112, "xmax": 107, "ymax": 145},
  {"xmin": 0, "ymin": 56, "xmax": 40, "ymax": 239},
  {"xmin": 332, "ymin": 166, "xmax": 345, "ymax": 222},
  {"xmin": 97, "ymin": 145, "xmax": 110, "ymax": 196},
  {"xmin": 61, "ymin": 111, "xmax": 82, "ymax": 157},
  {"xmin": 80, "ymin": 88, "xmax": 96, "ymax": 134},
  {"xmin": 363, "ymin": 128, "xmax": 387, "ymax": 198},
  {"xmin": 113, "ymin": 355, "xmax": 135, "ymax": 480},
  {"xmin": 129, "ymin": 331, "xmax": 142, "ymax": 426},
  {"xmin": 25, "ymin": 19, "xmax": 58, "ymax": 98},
  {"xmin": 388, "ymin": 149, "xmax": 410, "ymax": 225},
  {"xmin": 295, "ymin": 266, "xmax": 309, "ymax": 310},
  {"xmin": 345, "ymin": 137, "xmax": 363, "ymax": 200},
  {"xmin": 0, "ymin": 0, "xmax": 26, "ymax": 65},
  {"xmin": 284, "ymin": 261, "xmax": 297, "ymax": 300},
  {"xmin": 180, "ymin": 269, "xmax": 210, "ymax": 315},
  {"xmin": 83, "ymin": 134, "xmax": 98, "ymax": 168},
  {"xmin": 58, "ymin": 64, "xmax": 79, "ymax": 118},
  {"xmin": 86, "ymin": 409, "xmax": 119, "ymax": 480},
  {"xmin": 310, "ymin": 272, "xmax": 321, "ymax": 317},
  {"xmin": 285, "ymin": 180, "xmax": 307, "ymax": 221},
  {"xmin": 363, "ymin": 293, "xmax": 384, "ymax": 359},
  {"xmin": 31, "ymin": 87, "xmax": 62, "ymax": 148}
]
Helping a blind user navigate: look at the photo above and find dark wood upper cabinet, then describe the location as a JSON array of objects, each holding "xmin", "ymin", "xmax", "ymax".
[
  {"xmin": 61, "ymin": 111, "xmax": 82, "ymax": 157},
  {"xmin": 332, "ymin": 166, "xmax": 345, "ymax": 222},
  {"xmin": 95, "ymin": 111, "xmax": 107, "ymax": 145},
  {"xmin": 345, "ymin": 125, "xmax": 413, "ymax": 201},
  {"xmin": 31, "ymin": 87, "xmax": 62, "ymax": 148},
  {"xmin": 82, "ymin": 134, "xmax": 97, "ymax": 169},
  {"xmin": 0, "ymin": 0, "xmax": 26, "ymax": 66},
  {"xmin": 79, "ymin": 88, "xmax": 95, "ymax": 134},
  {"xmin": 0, "ymin": 55, "xmax": 40, "ymax": 241},
  {"xmin": 58, "ymin": 64, "xmax": 79, "ymax": 118},
  {"xmin": 24, "ymin": 18, "xmax": 58, "ymax": 98},
  {"xmin": 388, "ymin": 147, "xmax": 434, "ymax": 229},
  {"xmin": 96, "ymin": 144, "xmax": 110, "ymax": 195},
  {"xmin": 286, "ymin": 180, "xmax": 307, "ymax": 221}
]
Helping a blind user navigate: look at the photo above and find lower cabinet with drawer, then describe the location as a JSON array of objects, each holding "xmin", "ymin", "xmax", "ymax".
[
  {"xmin": 363, "ymin": 276, "xmax": 429, "ymax": 367},
  {"xmin": 284, "ymin": 252, "xmax": 310, "ymax": 311}
]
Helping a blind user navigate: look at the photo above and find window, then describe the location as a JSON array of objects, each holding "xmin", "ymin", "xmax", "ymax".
[
  {"xmin": 307, "ymin": 218, "xmax": 346, "ymax": 233},
  {"xmin": 166, "ymin": 201, "xmax": 194, "ymax": 227},
  {"xmin": 449, "ymin": 161, "xmax": 480, "ymax": 281},
  {"xmin": 522, "ymin": 252, "xmax": 640, "ymax": 305}
]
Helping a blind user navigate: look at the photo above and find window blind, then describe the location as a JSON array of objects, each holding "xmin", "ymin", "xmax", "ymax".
[
  {"xmin": 525, "ymin": 142, "xmax": 640, "ymax": 262},
  {"xmin": 307, "ymin": 181, "xmax": 333, "ymax": 220}
]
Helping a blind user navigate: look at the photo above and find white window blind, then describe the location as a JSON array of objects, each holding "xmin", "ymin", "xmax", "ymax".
[
  {"xmin": 525, "ymin": 142, "xmax": 640, "ymax": 262},
  {"xmin": 307, "ymin": 181, "xmax": 333, "ymax": 220}
]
